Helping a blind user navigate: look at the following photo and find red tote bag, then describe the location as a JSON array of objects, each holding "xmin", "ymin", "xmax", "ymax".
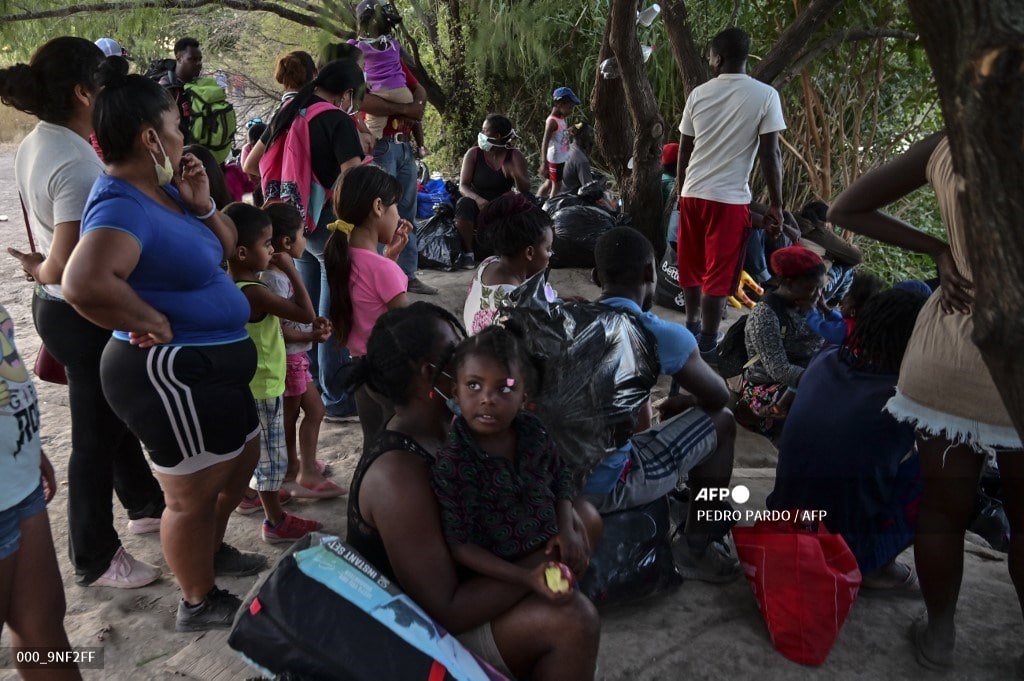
[{"xmin": 732, "ymin": 514, "xmax": 862, "ymax": 666}]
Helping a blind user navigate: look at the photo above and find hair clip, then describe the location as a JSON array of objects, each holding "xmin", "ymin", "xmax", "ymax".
[{"xmin": 505, "ymin": 377, "xmax": 516, "ymax": 388}]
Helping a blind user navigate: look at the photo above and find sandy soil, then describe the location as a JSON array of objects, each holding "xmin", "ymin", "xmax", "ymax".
[{"xmin": 0, "ymin": 141, "xmax": 1018, "ymax": 680}]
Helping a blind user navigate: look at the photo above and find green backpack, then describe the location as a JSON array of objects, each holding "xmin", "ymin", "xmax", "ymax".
[{"xmin": 183, "ymin": 77, "xmax": 237, "ymax": 163}]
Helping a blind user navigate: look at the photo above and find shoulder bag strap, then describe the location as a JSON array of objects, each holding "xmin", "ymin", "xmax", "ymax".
[{"xmin": 18, "ymin": 193, "xmax": 36, "ymax": 254}]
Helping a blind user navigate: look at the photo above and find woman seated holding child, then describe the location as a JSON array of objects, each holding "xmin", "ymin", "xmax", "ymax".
[
  {"xmin": 736, "ymin": 245, "xmax": 825, "ymax": 437},
  {"xmin": 767, "ymin": 288, "xmax": 928, "ymax": 590},
  {"xmin": 346, "ymin": 303, "xmax": 599, "ymax": 681}
]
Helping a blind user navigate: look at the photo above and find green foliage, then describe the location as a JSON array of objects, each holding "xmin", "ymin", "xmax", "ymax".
[
  {"xmin": 853, "ymin": 188, "xmax": 945, "ymax": 284},
  {"xmin": 0, "ymin": 0, "xmax": 949, "ymax": 283}
]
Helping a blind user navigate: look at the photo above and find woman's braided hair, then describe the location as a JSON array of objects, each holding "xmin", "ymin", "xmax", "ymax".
[
  {"xmin": 345, "ymin": 302, "xmax": 465, "ymax": 405},
  {"xmin": 842, "ymin": 287, "xmax": 927, "ymax": 373}
]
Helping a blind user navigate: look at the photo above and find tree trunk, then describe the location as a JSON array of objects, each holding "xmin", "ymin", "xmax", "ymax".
[
  {"xmin": 591, "ymin": 15, "xmax": 634, "ymax": 191},
  {"xmin": 662, "ymin": 1, "xmax": 706, "ymax": 98},
  {"xmin": 906, "ymin": 1, "xmax": 1024, "ymax": 440},
  {"xmin": 436, "ymin": 0, "xmax": 478, "ymax": 152},
  {"xmin": 592, "ymin": 0, "xmax": 667, "ymax": 251}
]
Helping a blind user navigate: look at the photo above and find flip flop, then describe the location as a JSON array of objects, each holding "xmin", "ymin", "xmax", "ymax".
[
  {"xmin": 283, "ymin": 479, "xmax": 347, "ymax": 499},
  {"xmin": 284, "ymin": 460, "xmax": 331, "ymax": 483},
  {"xmin": 909, "ymin": 615, "xmax": 954, "ymax": 671}
]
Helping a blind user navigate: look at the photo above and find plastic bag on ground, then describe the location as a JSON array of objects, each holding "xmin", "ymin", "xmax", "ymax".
[
  {"xmin": 578, "ymin": 497, "xmax": 682, "ymax": 607},
  {"xmin": 733, "ymin": 516, "xmax": 862, "ymax": 666},
  {"xmin": 548, "ymin": 205, "xmax": 617, "ymax": 269},
  {"xmin": 656, "ymin": 243, "xmax": 686, "ymax": 313},
  {"xmin": 415, "ymin": 203, "xmax": 462, "ymax": 271}
]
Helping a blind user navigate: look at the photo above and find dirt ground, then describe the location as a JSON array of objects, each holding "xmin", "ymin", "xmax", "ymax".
[{"xmin": 0, "ymin": 142, "xmax": 1019, "ymax": 680}]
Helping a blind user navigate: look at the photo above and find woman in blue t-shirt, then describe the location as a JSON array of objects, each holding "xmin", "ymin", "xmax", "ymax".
[
  {"xmin": 1, "ymin": 36, "xmax": 166, "ymax": 591},
  {"xmin": 63, "ymin": 57, "xmax": 265, "ymax": 633}
]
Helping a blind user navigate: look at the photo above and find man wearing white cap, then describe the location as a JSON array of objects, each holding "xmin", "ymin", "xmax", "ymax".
[{"xmin": 94, "ymin": 37, "xmax": 129, "ymax": 59}]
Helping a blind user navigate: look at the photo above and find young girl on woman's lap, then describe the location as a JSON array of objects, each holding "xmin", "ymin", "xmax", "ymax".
[{"xmin": 432, "ymin": 327, "xmax": 587, "ymax": 600}]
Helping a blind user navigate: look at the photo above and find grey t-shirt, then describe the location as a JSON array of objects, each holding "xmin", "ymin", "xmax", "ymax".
[
  {"xmin": 561, "ymin": 145, "xmax": 594, "ymax": 195},
  {"xmin": 14, "ymin": 121, "xmax": 104, "ymax": 300}
]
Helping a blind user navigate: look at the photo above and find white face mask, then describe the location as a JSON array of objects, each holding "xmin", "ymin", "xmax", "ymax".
[{"xmin": 149, "ymin": 135, "xmax": 174, "ymax": 185}]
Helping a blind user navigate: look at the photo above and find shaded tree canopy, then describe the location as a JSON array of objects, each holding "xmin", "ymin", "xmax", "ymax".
[{"xmin": 0, "ymin": 0, "xmax": 936, "ymax": 278}]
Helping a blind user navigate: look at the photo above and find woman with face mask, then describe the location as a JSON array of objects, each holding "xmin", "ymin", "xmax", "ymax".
[
  {"xmin": 454, "ymin": 113, "xmax": 533, "ymax": 270},
  {"xmin": 62, "ymin": 56, "xmax": 269, "ymax": 632}
]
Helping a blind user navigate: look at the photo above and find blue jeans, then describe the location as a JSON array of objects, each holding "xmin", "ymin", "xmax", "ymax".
[
  {"xmin": 666, "ymin": 208, "xmax": 679, "ymax": 248},
  {"xmin": 745, "ymin": 229, "xmax": 770, "ymax": 282},
  {"xmin": 296, "ymin": 215, "xmax": 356, "ymax": 415},
  {"xmin": 745, "ymin": 229, "xmax": 792, "ymax": 283},
  {"xmin": 373, "ymin": 137, "xmax": 419, "ymax": 281}
]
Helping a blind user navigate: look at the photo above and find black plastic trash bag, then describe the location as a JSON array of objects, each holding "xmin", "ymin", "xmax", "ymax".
[
  {"xmin": 229, "ymin": 534, "xmax": 508, "ymax": 680},
  {"xmin": 415, "ymin": 203, "xmax": 462, "ymax": 271},
  {"xmin": 970, "ymin": 465, "xmax": 1009, "ymax": 552},
  {"xmin": 542, "ymin": 192, "xmax": 585, "ymax": 214},
  {"xmin": 549, "ymin": 205, "xmax": 617, "ymax": 269},
  {"xmin": 578, "ymin": 497, "xmax": 682, "ymax": 607},
  {"xmin": 496, "ymin": 274, "xmax": 659, "ymax": 484},
  {"xmin": 655, "ymin": 243, "xmax": 686, "ymax": 313}
]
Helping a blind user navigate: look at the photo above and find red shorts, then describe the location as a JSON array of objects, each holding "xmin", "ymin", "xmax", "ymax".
[
  {"xmin": 547, "ymin": 161, "xmax": 565, "ymax": 183},
  {"xmin": 676, "ymin": 197, "xmax": 751, "ymax": 297}
]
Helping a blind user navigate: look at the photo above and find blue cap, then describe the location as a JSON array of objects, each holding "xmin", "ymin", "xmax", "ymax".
[{"xmin": 553, "ymin": 87, "xmax": 580, "ymax": 104}]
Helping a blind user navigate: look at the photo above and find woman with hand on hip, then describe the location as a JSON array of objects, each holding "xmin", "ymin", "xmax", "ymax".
[{"xmin": 63, "ymin": 57, "xmax": 266, "ymax": 632}]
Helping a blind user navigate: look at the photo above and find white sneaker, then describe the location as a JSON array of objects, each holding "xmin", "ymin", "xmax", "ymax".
[
  {"xmin": 127, "ymin": 516, "xmax": 162, "ymax": 535},
  {"xmin": 88, "ymin": 547, "xmax": 161, "ymax": 588}
]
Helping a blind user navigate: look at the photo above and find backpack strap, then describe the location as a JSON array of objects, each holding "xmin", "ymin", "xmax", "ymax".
[
  {"xmin": 761, "ymin": 291, "xmax": 790, "ymax": 338},
  {"xmin": 739, "ymin": 293, "xmax": 792, "ymax": 373}
]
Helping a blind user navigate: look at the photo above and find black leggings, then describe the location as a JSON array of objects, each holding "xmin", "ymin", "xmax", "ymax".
[{"xmin": 33, "ymin": 294, "xmax": 164, "ymax": 584}]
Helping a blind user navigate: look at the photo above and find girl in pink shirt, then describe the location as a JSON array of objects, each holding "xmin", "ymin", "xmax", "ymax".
[{"xmin": 325, "ymin": 164, "xmax": 411, "ymax": 453}]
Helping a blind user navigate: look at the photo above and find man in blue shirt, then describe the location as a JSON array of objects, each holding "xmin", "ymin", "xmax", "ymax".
[{"xmin": 586, "ymin": 227, "xmax": 740, "ymax": 583}]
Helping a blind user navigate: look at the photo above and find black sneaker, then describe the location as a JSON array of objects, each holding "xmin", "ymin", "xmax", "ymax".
[
  {"xmin": 214, "ymin": 543, "xmax": 268, "ymax": 577},
  {"xmin": 175, "ymin": 587, "xmax": 242, "ymax": 632},
  {"xmin": 407, "ymin": 279, "xmax": 439, "ymax": 295},
  {"xmin": 457, "ymin": 253, "xmax": 476, "ymax": 270},
  {"xmin": 673, "ymin": 537, "xmax": 741, "ymax": 584}
]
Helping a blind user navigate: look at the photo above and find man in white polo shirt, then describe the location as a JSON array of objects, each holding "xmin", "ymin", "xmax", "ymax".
[{"xmin": 676, "ymin": 27, "xmax": 786, "ymax": 358}]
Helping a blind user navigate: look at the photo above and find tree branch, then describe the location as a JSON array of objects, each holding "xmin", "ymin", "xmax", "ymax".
[
  {"xmin": 775, "ymin": 28, "xmax": 919, "ymax": 89},
  {"xmin": 663, "ymin": 0, "xmax": 706, "ymax": 97},
  {"xmin": 0, "ymin": 0, "xmax": 322, "ymax": 28},
  {"xmin": 752, "ymin": 0, "xmax": 844, "ymax": 84}
]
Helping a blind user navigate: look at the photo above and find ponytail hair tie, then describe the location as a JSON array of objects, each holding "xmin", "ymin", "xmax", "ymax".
[{"xmin": 328, "ymin": 219, "xmax": 355, "ymax": 235}]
